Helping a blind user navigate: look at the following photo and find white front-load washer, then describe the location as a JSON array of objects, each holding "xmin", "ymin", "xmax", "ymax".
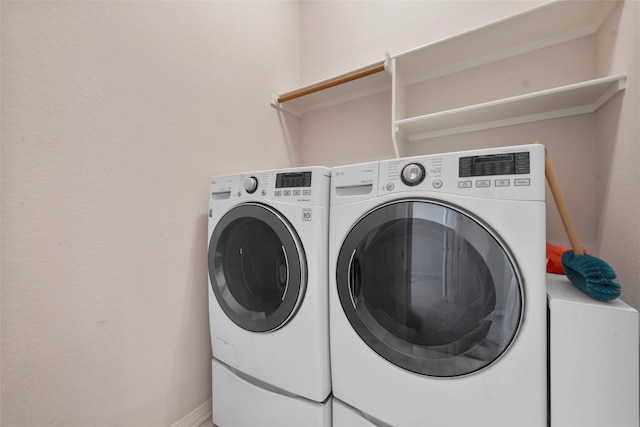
[
  {"xmin": 208, "ymin": 166, "xmax": 332, "ymax": 426},
  {"xmin": 329, "ymin": 144, "xmax": 547, "ymax": 426}
]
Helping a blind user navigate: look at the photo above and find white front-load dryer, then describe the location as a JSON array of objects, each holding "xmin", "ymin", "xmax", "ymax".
[
  {"xmin": 208, "ymin": 167, "xmax": 332, "ymax": 426},
  {"xmin": 329, "ymin": 144, "xmax": 547, "ymax": 426}
]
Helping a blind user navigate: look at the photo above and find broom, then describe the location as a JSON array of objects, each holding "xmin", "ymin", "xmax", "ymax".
[{"xmin": 537, "ymin": 141, "xmax": 621, "ymax": 301}]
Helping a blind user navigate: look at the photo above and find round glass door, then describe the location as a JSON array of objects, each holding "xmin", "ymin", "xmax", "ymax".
[
  {"xmin": 337, "ymin": 199, "xmax": 523, "ymax": 377},
  {"xmin": 209, "ymin": 203, "xmax": 306, "ymax": 332}
]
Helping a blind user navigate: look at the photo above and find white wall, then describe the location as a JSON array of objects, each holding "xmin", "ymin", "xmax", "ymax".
[
  {"xmin": 297, "ymin": 1, "xmax": 639, "ymax": 310},
  {"xmin": 1, "ymin": 1, "xmax": 299, "ymax": 425},
  {"xmin": 300, "ymin": 0, "xmax": 547, "ymax": 84}
]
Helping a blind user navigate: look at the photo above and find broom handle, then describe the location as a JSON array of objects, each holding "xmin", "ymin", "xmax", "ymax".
[{"xmin": 537, "ymin": 141, "xmax": 584, "ymax": 256}]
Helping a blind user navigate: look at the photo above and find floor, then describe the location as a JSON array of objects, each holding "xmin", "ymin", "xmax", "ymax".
[{"xmin": 200, "ymin": 417, "xmax": 214, "ymax": 427}]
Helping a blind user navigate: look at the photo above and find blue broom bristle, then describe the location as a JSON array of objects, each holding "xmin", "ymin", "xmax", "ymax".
[{"xmin": 561, "ymin": 251, "xmax": 621, "ymax": 301}]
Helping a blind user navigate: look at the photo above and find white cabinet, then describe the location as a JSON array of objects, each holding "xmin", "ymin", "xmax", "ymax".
[
  {"xmin": 273, "ymin": 0, "xmax": 625, "ymax": 158},
  {"xmin": 547, "ymin": 274, "xmax": 639, "ymax": 427}
]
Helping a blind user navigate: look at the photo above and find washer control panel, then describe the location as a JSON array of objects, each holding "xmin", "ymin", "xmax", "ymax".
[
  {"xmin": 210, "ymin": 167, "xmax": 330, "ymax": 209},
  {"xmin": 275, "ymin": 171, "xmax": 312, "ymax": 189}
]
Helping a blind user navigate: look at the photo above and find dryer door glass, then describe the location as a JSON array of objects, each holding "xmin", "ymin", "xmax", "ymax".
[
  {"xmin": 209, "ymin": 203, "xmax": 306, "ymax": 332},
  {"xmin": 336, "ymin": 199, "xmax": 523, "ymax": 377}
]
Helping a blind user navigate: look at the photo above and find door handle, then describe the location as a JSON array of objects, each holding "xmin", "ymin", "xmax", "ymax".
[{"xmin": 348, "ymin": 249, "xmax": 362, "ymax": 308}]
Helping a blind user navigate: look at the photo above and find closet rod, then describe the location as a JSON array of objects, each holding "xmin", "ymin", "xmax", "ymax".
[{"xmin": 277, "ymin": 61, "xmax": 386, "ymax": 104}]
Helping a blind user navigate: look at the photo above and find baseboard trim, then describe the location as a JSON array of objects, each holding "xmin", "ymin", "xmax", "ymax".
[{"xmin": 171, "ymin": 399, "xmax": 212, "ymax": 427}]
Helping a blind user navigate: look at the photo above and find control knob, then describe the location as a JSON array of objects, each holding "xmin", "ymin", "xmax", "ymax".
[
  {"xmin": 244, "ymin": 176, "xmax": 258, "ymax": 194},
  {"xmin": 401, "ymin": 163, "xmax": 426, "ymax": 186}
]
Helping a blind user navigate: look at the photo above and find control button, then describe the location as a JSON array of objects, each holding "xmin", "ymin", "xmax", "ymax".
[
  {"xmin": 244, "ymin": 176, "xmax": 258, "ymax": 194},
  {"xmin": 283, "ymin": 190, "xmax": 291, "ymax": 196},
  {"xmin": 401, "ymin": 163, "xmax": 426, "ymax": 186},
  {"xmin": 303, "ymin": 190, "xmax": 312, "ymax": 196},
  {"xmin": 261, "ymin": 189, "xmax": 267, "ymax": 196},
  {"xmin": 386, "ymin": 183, "xmax": 394, "ymax": 191},
  {"xmin": 514, "ymin": 178, "xmax": 531, "ymax": 186},
  {"xmin": 432, "ymin": 179, "xmax": 443, "ymax": 189},
  {"xmin": 274, "ymin": 191, "xmax": 282, "ymax": 197},
  {"xmin": 458, "ymin": 181, "xmax": 472, "ymax": 189},
  {"xmin": 495, "ymin": 179, "xmax": 510, "ymax": 187},
  {"xmin": 476, "ymin": 180, "xmax": 491, "ymax": 188},
  {"xmin": 293, "ymin": 190, "xmax": 301, "ymax": 196}
]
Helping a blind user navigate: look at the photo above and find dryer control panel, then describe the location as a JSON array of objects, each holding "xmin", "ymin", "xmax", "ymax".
[
  {"xmin": 458, "ymin": 151, "xmax": 530, "ymax": 177},
  {"xmin": 377, "ymin": 144, "xmax": 545, "ymax": 201}
]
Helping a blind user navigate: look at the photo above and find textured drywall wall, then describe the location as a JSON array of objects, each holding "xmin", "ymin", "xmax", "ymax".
[
  {"xmin": 300, "ymin": 0, "xmax": 546, "ymax": 84},
  {"xmin": 0, "ymin": 1, "xmax": 299, "ymax": 425}
]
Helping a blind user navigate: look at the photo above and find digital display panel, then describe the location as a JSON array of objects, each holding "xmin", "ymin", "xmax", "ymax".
[
  {"xmin": 276, "ymin": 171, "xmax": 312, "ymax": 188},
  {"xmin": 459, "ymin": 152, "xmax": 530, "ymax": 177}
]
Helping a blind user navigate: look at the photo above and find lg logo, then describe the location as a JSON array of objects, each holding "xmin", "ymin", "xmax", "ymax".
[{"xmin": 302, "ymin": 208, "xmax": 312, "ymax": 222}]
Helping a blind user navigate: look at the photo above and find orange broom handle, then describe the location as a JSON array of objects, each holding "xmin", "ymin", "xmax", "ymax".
[{"xmin": 536, "ymin": 141, "xmax": 584, "ymax": 256}]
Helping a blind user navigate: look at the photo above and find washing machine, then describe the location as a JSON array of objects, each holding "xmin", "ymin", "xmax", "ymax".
[
  {"xmin": 208, "ymin": 166, "xmax": 332, "ymax": 426},
  {"xmin": 329, "ymin": 144, "xmax": 547, "ymax": 426}
]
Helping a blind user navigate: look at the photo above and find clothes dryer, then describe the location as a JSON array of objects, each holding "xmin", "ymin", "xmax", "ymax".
[
  {"xmin": 208, "ymin": 167, "xmax": 331, "ymax": 425},
  {"xmin": 329, "ymin": 144, "xmax": 547, "ymax": 426}
]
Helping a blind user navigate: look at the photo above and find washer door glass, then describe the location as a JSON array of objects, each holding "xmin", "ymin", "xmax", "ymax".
[
  {"xmin": 209, "ymin": 203, "xmax": 306, "ymax": 332},
  {"xmin": 337, "ymin": 199, "xmax": 523, "ymax": 377}
]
